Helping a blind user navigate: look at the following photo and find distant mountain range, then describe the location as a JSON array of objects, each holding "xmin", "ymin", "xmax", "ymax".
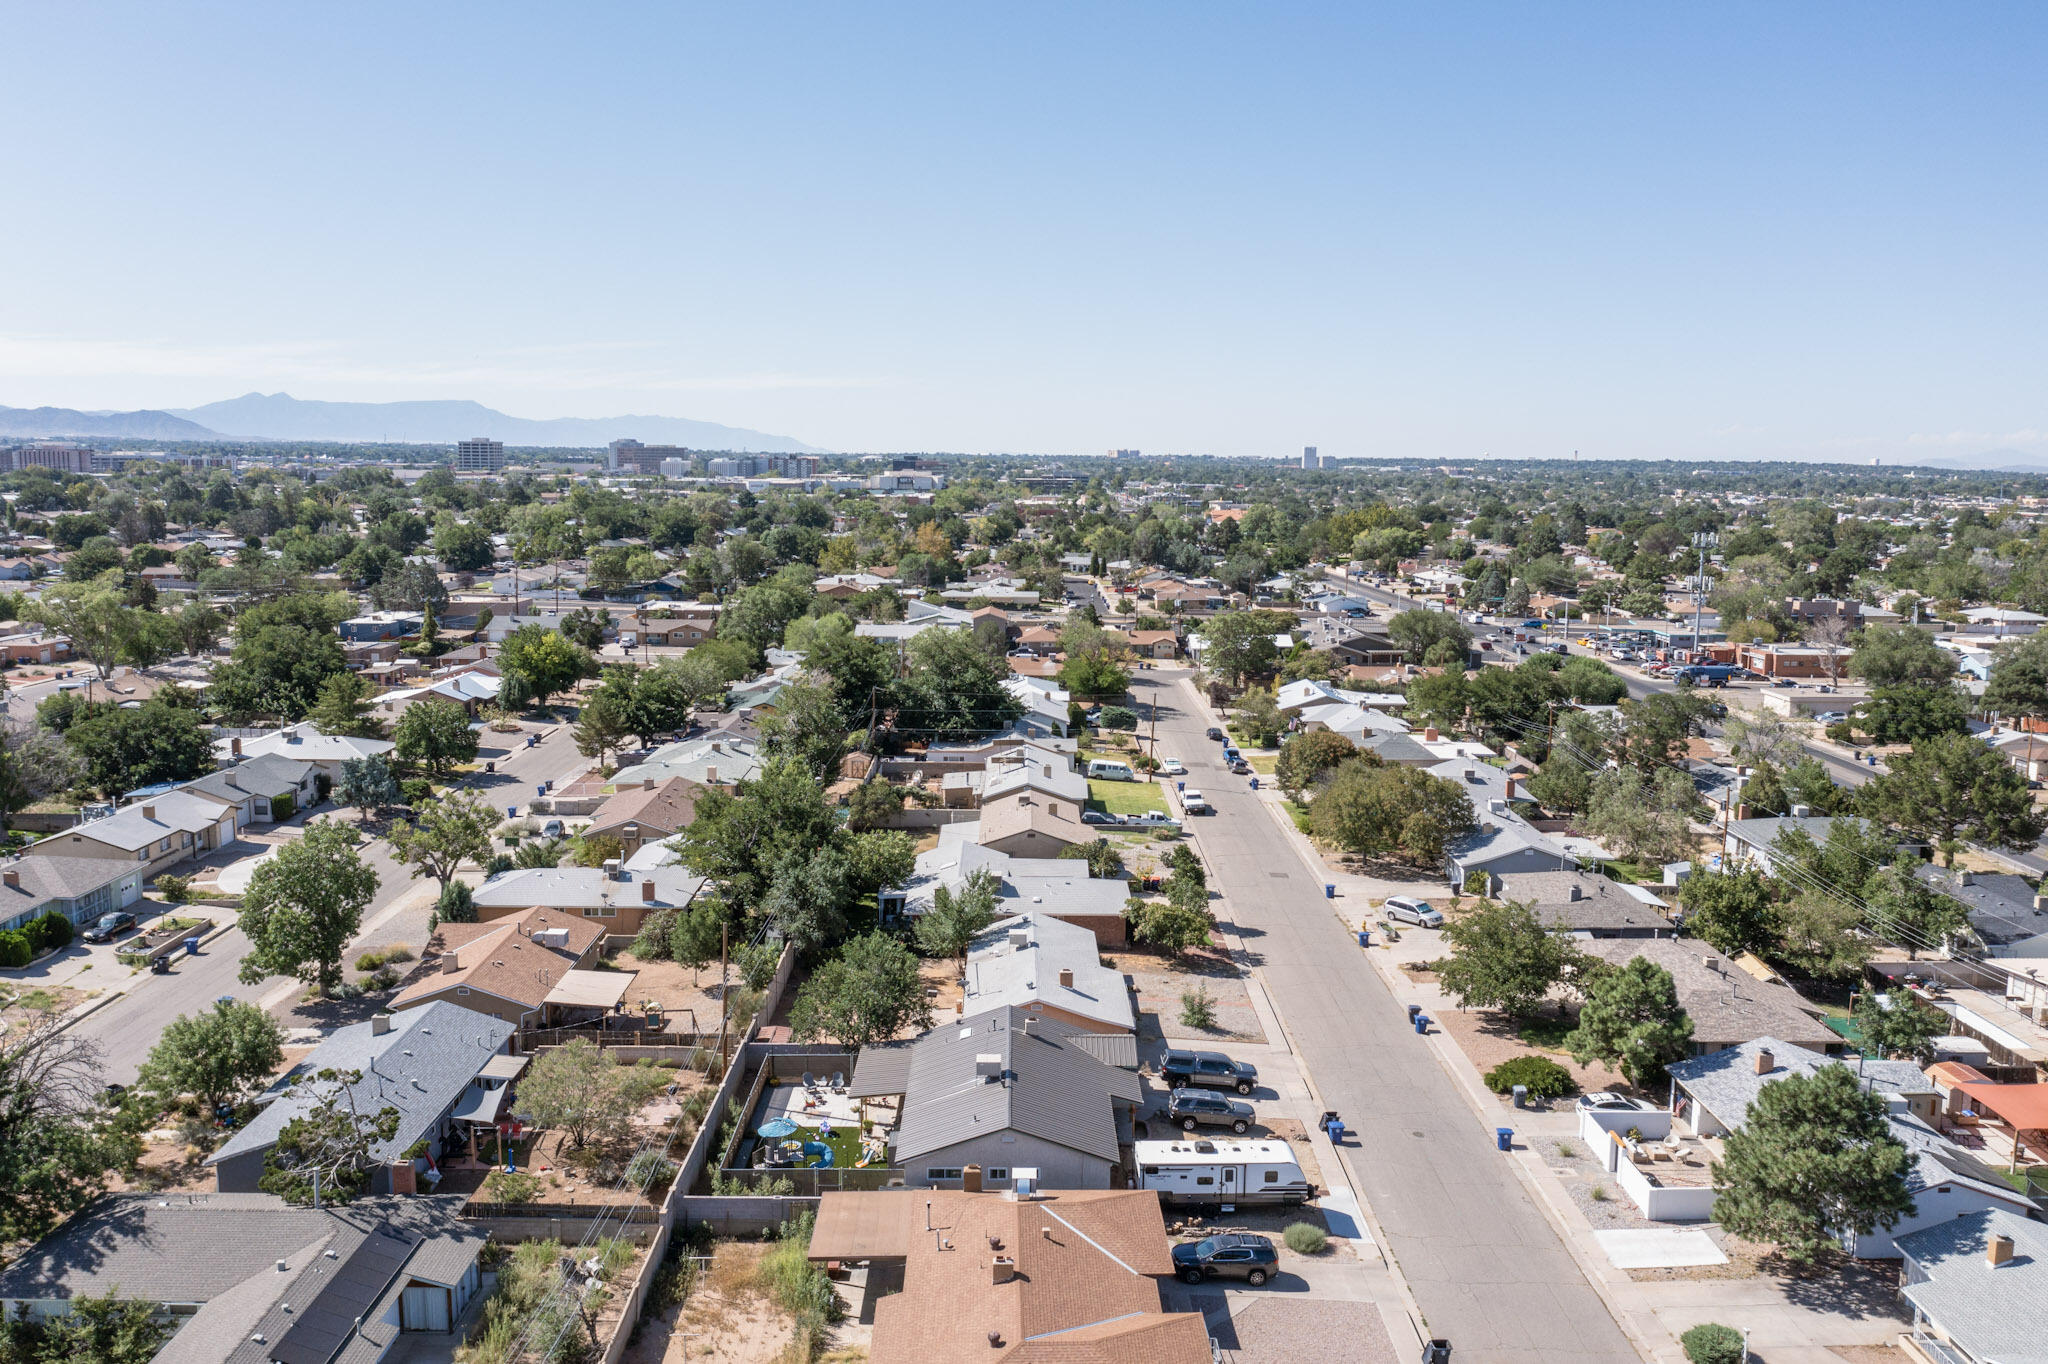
[
  {"xmin": 0, "ymin": 404, "xmax": 221, "ymax": 440},
  {"xmin": 168, "ymin": 393, "xmax": 819, "ymax": 451}
]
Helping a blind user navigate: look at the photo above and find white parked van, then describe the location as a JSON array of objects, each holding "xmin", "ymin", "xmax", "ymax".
[
  {"xmin": 1134, "ymin": 1138, "xmax": 1310, "ymax": 1208},
  {"xmin": 620, "ymin": 632, "xmax": 639, "ymax": 649},
  {"xmin": 1086, "ymin": 759, "xmax": 1135, "ymax": 781}
]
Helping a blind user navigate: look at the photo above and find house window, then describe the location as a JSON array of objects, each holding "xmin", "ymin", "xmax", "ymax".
[
  {"xmin": 985, "ymin": 1167, "xmax": 1010, "ymax": 1181},
  {"xmin": 458, "ymin": 987, "xmax": 470, "ymax": 996},
  {"xmin": 159, "ymin": 838, "xmax": 172, "ymax": 852},
  {"xmin": 926, "ymin": 1168, "xmax": 964, "ymax": 1181},
  {"xmin": 1263, "ymin": 1171, "xmax": 1278, "ymax": 1183},
  {"xmin": 180, "ymin": 833, "xmax": 192, "ymax": 847},
  {"xmin": 1195, "ymin": 1176, "xmax": 1214, "ymax": 1186},
  {"xmin": 583, "ymin": 906, "xmax": 615, "ymax": 918}
]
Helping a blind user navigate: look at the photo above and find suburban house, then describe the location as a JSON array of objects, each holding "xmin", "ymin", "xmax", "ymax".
[
  {"xmin": 1445, "ymin": 815, "xmax": 1577, "ymax": 890},
  {"xmin": 805, "ymin": 1188, "xmax": 1209, "ymax": 1364},
  {"xmin": 851, "ymin": 1005, "xmax": 1143, "ymax": 1190},
  {"xmin": 368, "ymin": 670, "xmax": 502, "ymax": 719},
  {"xmin": 979, "ymin": 755, "xmax": 1089, "ymax": 816},
  {"xmin": 1664, "ymin": 1039, "xmax": 2034, "ymax": 1257},
  {"xmin": 612, "ymin": 736, "xmax": 760, "ymax": 791},
  {"xmin": 0, "ymin": 855, "xmax": 147, "ymax": 933},
  {"xmin": 1578, "ymin": 940, "xmax": 1840, "ymax": 1053},
  {"xmin": 389, "ymin": 907, "xmax": 608, "ymax": 1027},
  {"xmin": 581, "ymin": 776, "xmax": 706, "ymax": 857},
  {"xmin": 1491, "ymin": 870, "xmax": 1676, "ymax": 938},
  {"xmin": 962, "ymin": 912, "xmax": 1136, "ymax": 1036},
  {"xmin": 1129, "ymin": 629, "xmax": 1179, "ymax": 658},
  {"xmin": 213, "ymin": 722, "xmax": 397, "ymax": 779},
  {"xmin": 1001, "ymin": 678, "xmax": 1072, "ymax": 738},
  {"xmin": 971, "ymin": 794, "xmax": 1087, "ymax": 858},
  {"xmin": 1918, "ymin": 864, "xmax": 2048, "ymax": 956},
  {"xmin": 1896, "ymin": 1208, "xmax": 2048, "ymax": 1364},
  {"xmin": 1722, "ymin": 814, "xmax": 1898, "ymax": 875},
  {"xmin": 901, "ymin": 733, "xmax": 1078, "ymax": 775},
  {"xmin": 339, "ymin": 610, "xmax": 424, "ymax": 642},
  {"xmin": 179, "ymin": 753, "xmax": 320, "ymax": 828},
  {"xmin": 0, "ymin": 1193, "xmax": 489, "ymax": 1356},
  {"xmin": 470, "ymin": 863, "xmax": 707, "ymax": 937},
  {"xmin": 883, "ymin": 839, "xmax": 1133, "ymax": 946},
  {"xmin": 208, "ymin": 1002, "xmax": 517, "ymax": 1195},
  {"xmin": 29, "ymin": 791, "xmax": 237, "ymax": 876}
]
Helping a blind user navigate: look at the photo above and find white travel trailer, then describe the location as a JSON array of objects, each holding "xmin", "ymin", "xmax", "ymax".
[{"xmin": 1133, "ymin": 1138, "xmax": 1310, "ymax": 1208}]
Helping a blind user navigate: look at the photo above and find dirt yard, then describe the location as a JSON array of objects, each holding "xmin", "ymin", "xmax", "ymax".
[
  {"xmin": 1110, "ymin": 946, "xmax": 1267, "ymax": 1045},
  {"xmin": 605, "ymin": 947, "xmax": 746, "ymax": 1036},
  {"xmin": 0, "ymin": 981, "xmax": 85, "ymax": 1031},
  {"xmin": 1434, "ymin": 1006, "xmax": 1628, "ymax": 1101},
  {"xmin": 455, "ymin": 1064, "xmax": 711, "ymax": 1207},
  {"xmin": 623, "ymin": 1242, "xmax": 872, "ymax": 1364}
]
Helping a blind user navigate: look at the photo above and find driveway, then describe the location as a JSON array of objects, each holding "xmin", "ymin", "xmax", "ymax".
[{"xmin": 1137, "ymin": 671, "xmax": 1640, "ymax": 1363}]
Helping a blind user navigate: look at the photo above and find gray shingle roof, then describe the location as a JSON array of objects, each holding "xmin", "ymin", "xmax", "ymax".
[
  {"xmin": 43, "ymin": 790, "xmax": 225, "ymax": 852},
  {"xmin": 1916, "ymin": 864, "xmax": 2048, "ymax": 947},
  {"xmin": 1667, "ymin": 1036, "xmax": 1932, "ymax": 1130},
  {"xmin": 210, "ymin": 1001, "xmax": 514, "ymax": 1171},
  {"xmin": 471, "ymin": 865, "xmax": 706, "ymax": 913},
  {"xmin": 1898, "ymin": 1209, "xmax": 2048, "ymax": 1364},
  {"xmin": 185, "ymin": 753, "xmax": 314, "ymax": 804},
  {"xmin": 1493, "ymin": 871, "xmax": 1673, "ymax": 935},
  {"xmin": 1577, "ymin": 941, "xmax": 1838, "ymax": 1051},
  {"xmin": 963, "ymin": 912, "xmax": 1134, "ymax": 1032},
  {"xmin": 881, "ymin": 1006, "xmax": 1142, "ymax": 1164},
  {"xmin": 0, "ymin": 854, "xmax": 135, "ymax": 907}
]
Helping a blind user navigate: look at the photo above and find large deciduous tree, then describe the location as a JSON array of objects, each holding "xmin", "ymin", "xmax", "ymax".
[
  {"xmin": 497, "ymin": 624, "xmax": 596, "ymax": 708},
  {"xmin": 1308, "ymin": 758, "xmax": 1476, "ymax": 865},
  {"xmin": 788, "ymin": 932, "xmax": 933, "ymax": 1052},
  {"xmin": 239, "ymin": 820, "xmax": 380, "ymax": 993},
  {"xmin": 516, "ymin": 1040, "xmax": 638, "ymax": 1150},
  {"xmin": 393, "ymin": 698, "xmax": 480, "ymax": 777},
  {"xmin": 387, "ymin": 788, "xmax": 498, "ymax": 896},
  {"xmin": 138, "ymin": 999, "xmax": 285, "ymax": 1113},
  {"xmin": 1434, "ymin": 898, "xmax": 1574, "ymax": 1021},
  {"xmin": 258, "ymin": 1067, "xmax": 403, "ymax": 1205}
]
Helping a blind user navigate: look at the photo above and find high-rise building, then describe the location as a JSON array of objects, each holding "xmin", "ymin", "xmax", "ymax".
[
  {"xmin": 609, "ymin": 439, "xmax": 691, "ymax": 475},
  {"xmin": 706, "ymin": 454, "xmax": 820, "ymax": 479},
  {"xmin": 1108, "ymin": 448, "xmax": 1140, "ymax": 458},
  {"xmin": 6, "ymin": 441, "xmax": 95, "ymax": 473},
  {"xmin": 1301, "ymin": 446, "xmax": 1319, "ymax": 469},
  {"xmin": 454, "ymin": 437, "xmax": 505, "ymax": 472}
]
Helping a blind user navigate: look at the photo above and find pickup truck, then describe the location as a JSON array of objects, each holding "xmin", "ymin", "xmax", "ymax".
[{"xmin": 1178, "ymin": 789, "xmax": 1213, "ymax": 815}]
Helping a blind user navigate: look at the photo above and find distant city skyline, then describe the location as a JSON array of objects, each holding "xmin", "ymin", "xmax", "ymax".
[{"xmin": 2, "ymin": 5, "xmax": 2042, "ymax": 463}]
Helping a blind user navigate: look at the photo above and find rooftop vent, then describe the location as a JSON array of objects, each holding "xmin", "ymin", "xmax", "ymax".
[{"xmin": 1009, "ymin": 929, "xmax": 1030, "ymax": 951}]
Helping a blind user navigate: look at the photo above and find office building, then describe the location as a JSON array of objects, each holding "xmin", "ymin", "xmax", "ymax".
[
  {"xmin": 1301, "ymin": 446, "xmax": 1320, "ymax": 469},
  {"xmin": 6, "ymin": 442, "xmax": 95, "ymax": 474},
  {"xmin": 706, "ymin": 454, "xmax": 820, "ymax": 479},
  {"xmin": 454, "ymin": 437, "xmax": 504, "ymax": 472},
  {"xmin": 608, "ymin": 438, "xmax": 692, "ymax": 474},
  {"xmin": 659, "ymin": 457, "xmax": 689, "ymax": 478},
  {"xmin": 1108, "ymin": 448, "xmax": 1140, "ymax": 458}
]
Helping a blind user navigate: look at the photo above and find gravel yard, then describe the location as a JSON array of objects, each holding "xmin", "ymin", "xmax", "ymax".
[{"xmin": 1112, "ymin": 948, "xmax": 1267, "ymax": 1045}]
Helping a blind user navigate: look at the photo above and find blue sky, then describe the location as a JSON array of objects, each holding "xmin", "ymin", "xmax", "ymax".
[{"xmin": 3, "ymin": 3, "xmax": 2043, "ymax": 460}]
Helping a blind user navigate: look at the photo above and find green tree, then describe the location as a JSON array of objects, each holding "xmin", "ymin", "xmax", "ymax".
[
  {"xmin": 1058, "ymin": 837, "xmax": 1126, "ymax": 880},
  {"xmin": 1617, "ymin": 691, "xmax": 1711, "ymax": 773},
  {"xmin": 206, "ymin": 592, "xmax": 353, "ymax": 722},
  {"xmin": 1404, "ymin": 664, "xmax": 1469, "ymax": 732},
  {"xmin": 1676, "ymin": 866, "xmax": 1781, "ymax": 957},
  {"xmin": 1309, "ymin": 759, "xmax": 1477, "ymax": 865},
  {"xmin": 624, "ymin": 660, "xmax": 699, "ymax": 742},
  {"xmin": 497, "ymin": 624, "xmax": 595, "ymax": 708},
  {"xmin": 1583, "ymin": 766, "xmax": 1702, "ymax": 866},
  {"xmin": 1275, "ymin": 730, "xmax": 1356, "ymax": 800},
  {"xmin": 239, "ymin": 820, "xmax": 380, "ymax": 993},
  {"xmin": 258, "ymin": 1067, "xmax": 402, "ymax": 1205},
  {"xmin": 63, "ymin": 698, "xmax": 213, "ymax": 797},
  {"xmin": 1564, "ymin": 956, "xmax": 1694, "ymax": 1088},
  {"xmin": 1982, "ymin": 633, "xmax": 2048, "ymax": 719},
  {"xmin": 1859, "ymin": 732, "xmax": 2048, "ymax": 852},
  {"xmin": 1861, "ymin": 860, "xmax": 1971, "ymax": 960},
  {"xmin": 1131, "ymin": 894, "xmax": 1214, "ymax": 960},
  {"xmin": 758, "ymin": 679, "xmax": 854, "ymax": 780},
  {"xmin": 1712, "ymin": 1064, "xmax": 1915, "ymax": 1266},
  {"xmin": 19, "ymin": 575, "xmax": 135, "ymax": 679},
  {"xmin": 1231, "ymin": 688, "xmax": 1284, "ymax": 747},
  {"xmin": 1855, "ymin": 683, "xmax": 1970, "ymax": 744},
  {"xmin": 887, "ymin": 627, "xmax": 1021, "ymax": 739},
  {"xmin": 138, "ymin": 999, "xmax": 284, "ymax": 1113},
  {"xmin": 7, "ymin": 1287, "xmax": 169, "ymax": 1364},
  {"xmin": 1199, "ymin": 609, "xmax": 1294, "ymax": 687},
  {"xmin": 788, "ymin": 932, "xmax": 933, "ymax": 1051},
  {"xmin": 1851, "ymin": 989, "xmax": 1950, "ymax": 1064},
  {"xmin": 574, "ymin": 686, "xmax": 635, "ymax": 765},
  {"xmin": 0, "ymin": 1013, "xmax": 133, "ymax": 1245},
  {"xmin": 666, "ymin": 901, "xmax": 727, "ymax": 986},
  {"xmin": 434, "ymin": 879, "xmax": 476, "ymax": 927},
  {"xmin": 337, "ymin": 753, "xmax": 400, "ymax": 817},
  {"xmin": 1849, "ymin": 626, "xmax": 1955, "ymax": 688},
  {"xmin": 432, "ymin": 514, "xmax": 495, "ymax": 572},
  {"xmin": 1060, "ymin": 648, "xmax": 1130, "ymax": 698},
  {"xmin": 388, "ymin": 788, "xmax": 498, "ymax": 896},
  {"xmin": 517, "ymin": 1039, "xmax": 637, "ymax": 1150},
  {"xmin": 1385, "ymin": 608, "xmax": 1473, "ymax": 666},
  {"xmin": 1434, "ymin": 899, "xmax": 1573, "ymax": 1021},
  {"xmin": 1773, "ymin": 892, "xmax": 1871, "ymax": 982},
  {"xmin": 306, "ymin": 671, "xmax": 389, "ymax": 740},
  {"xmin": 913, "ymin": 869, "xmax": 1000, "ymax": 968},
  {"xmin": 845, "ymin": 779, "xmax": 906, "ymax": 832},
  {"xmin": 392, "ymin": 698, "xmax": 480, "ymax": 777}
]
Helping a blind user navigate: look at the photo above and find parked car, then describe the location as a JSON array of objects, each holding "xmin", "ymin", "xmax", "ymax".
[
  {"xmin": 1381, "ymin": 896, "xmax": 1444, "ymax": 928},
  {"xmin": 1816, "ymin": 711, "xmax": 1849, "ymax": 724},
  {"xmin": 1771, "ymin": 678, "xmax": 1798, "ymax": 687},
  {"xmin": 1228, "ymin": 759, "xmax": 1252, "ymax": 775},
  {"xmin": 1577, "ymin": 1092, "xmax": 1656, "ymax": 1112},
  {"xmin": 1205, "ymin": 726, "xmax": 1226, "ymax": 741},
  {"xmin": 83, "ymin": 911, "xmax": 137, "ymax": 943},
  {"xmin": 1160, "ymin": 1049, "xmax": 1258, "ymax": 1094},
  {"xmin": 1159, "ymin": 757, "xmax": 1187, "ymax": 776},
  {"xmin": 1082, "ymin": 810, "xmax": 1122, "ymax": 825},
  {"xmin": 540, "ymin": 818, "xmax": 566, "ymax": 838},
  {"xmin": 1164, "ymin": 1088, "xmax": 1254, "ymax": 1134},
  {"xmin": 1172, "ymin": 1233, "xmax": 1278, "ymax": 1286},
  {"xmin": 1178, "ymin": 789, "xmax": 1213, "ymax": 815}
]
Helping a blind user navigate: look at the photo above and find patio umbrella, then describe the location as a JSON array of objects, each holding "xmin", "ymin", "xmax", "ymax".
[{"xmin": 757, "ymin": 1117, "xmax": 799, "ymax": 1139}]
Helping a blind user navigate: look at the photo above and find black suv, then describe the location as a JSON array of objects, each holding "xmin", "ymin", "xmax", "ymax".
[
  {"xmin": 1160, "ymin": 1049, "xmax": 1257, "ymax": 1095},
  {"xmin": 1172, "ymin": 1233, "xmax": 1278, "ymax": 1285},
  {"xmin": 1164, "ymin": 1088, "xmax": 1253, "ymax": 1134},
  {"xmin": 1205, "ymin": 726, "xmax": 1225, "ymax": 741}
]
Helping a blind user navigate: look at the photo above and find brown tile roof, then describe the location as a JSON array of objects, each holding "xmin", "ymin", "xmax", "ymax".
[
  {"xmin": 815, "ymin": 1190, "xmax": 1206, "ymax": 1364},
  {"xmin": 1128, "ymin": 631, "xmax": 1177, "ymax": 647},
  {"xmin": 391, "ymin": 908, "xmax": 606, "ymax": 1015},
  {"xmin": 585, "ymin": 776, "xmax": 705, "ymax": 837}
]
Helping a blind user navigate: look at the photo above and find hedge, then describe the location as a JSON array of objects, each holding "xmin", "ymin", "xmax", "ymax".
[
  {"xmin": 1483, "ymin": 1055, "xmax": 1578, "ymax": 1100},
  {"xmin": 1680, "ymin": 1323, "xmax": 1744, "ymax": 1364}
]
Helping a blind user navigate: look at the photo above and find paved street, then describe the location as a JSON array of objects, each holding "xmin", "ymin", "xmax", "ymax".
[
  {"xmin": 1138, "ymin": 671, "xmax": 1641, "ymax": 1363},
  {"xmin": 74, "ymin": 719, "xmax": 588, "ymax": 1085}
]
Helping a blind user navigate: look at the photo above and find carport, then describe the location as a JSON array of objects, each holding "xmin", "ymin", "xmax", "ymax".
[
  {"xmin": 807, "ymin": 1190, "xmax": 913, "ymax": 1263},
  {"xmin": 541, "ymin": 967, "xmax": 635, "ymax": 1027}
]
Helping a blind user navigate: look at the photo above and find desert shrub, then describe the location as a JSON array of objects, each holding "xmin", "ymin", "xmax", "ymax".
[
  {"xmin": 1825, "ymin": 720, "xmax": 1855, "ymax": 745},
  {"xmin": 626, "ymin": 1150, "xmax": 679, "ymax": 1192},
  {"xmin": 27, "ymin": 910, "xmax": 74, "ymax": 951},
  {"xmin": 1483, "ymin": 1055, "xmax": 1578, "ymax": 1099},
  {"xmin": 365, "ymin": 965, "xmax": 400, "ymax": 990},
  {"xmin": 482, "ymin": 1170, "xmax": 543, "ymax": 1203},
  {"xmin": 400, "ymin": 777, "xmax": 433, "ymax": 806},
  {"xmin": 1680, "ymin": 1323, "xmax": 1745, "ymax": 1364},
  {"xmin": 355, "ymin": 948, "xmax": 388, "ymax": 970},
  {"xmin": 155, "ymin": 874, "xmax": 192, "ymax": 904},
  {"xmin": 381, "ymin": 942, "xmax": 415, "ymax": 963},
  {"xmin": 1282, "ymin": 1222, "xmax": 1328, "ymax": 1254},
  {"xmin": 0, "ymin": 930, "xmax": 32, "ymax": 968},
  {"xmin": 1179, "ymin": 987, "xmax": 1217, "ymax": 1030}
]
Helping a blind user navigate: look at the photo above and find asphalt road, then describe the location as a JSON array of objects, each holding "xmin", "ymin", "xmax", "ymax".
[
  {"xmin": 1138, "ymin": 672, "xmax": 1640, "ymax": 1363},
  {"xmin": 76, "ymin": 720, "xmax": 588, "ymax": 1085}
]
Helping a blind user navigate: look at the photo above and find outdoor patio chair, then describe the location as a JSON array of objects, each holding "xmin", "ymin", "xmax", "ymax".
[
  {"xmin": 802, "ymin": 1071, "xmax": 814, "ymax": 1088},
  {"xmin": 831, "ymin": 1071, "xmax": 845, "ymax": 1089}
]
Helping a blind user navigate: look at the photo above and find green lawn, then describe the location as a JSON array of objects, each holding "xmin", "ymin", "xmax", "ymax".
[
  {"xmin": 1088, "ymin": 779, "xmax": 1168, "ymax": 816},
  {"xmin": 1247, "ymin": 754, "xmax": 1279, "ymax": 774}
]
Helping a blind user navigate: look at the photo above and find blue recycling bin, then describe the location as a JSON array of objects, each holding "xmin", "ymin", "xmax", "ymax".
[
  {"xmin": 1328, "ymin": 1119, "xmax": 1345, "ymax": 1144},
  {"xmin": 1495, "ymin": 1128, "xmax": 1513, "ymax": 1152},
  {"xmin": 1325, "ymin": 883, "xmax": 1336, "ymax": 899},
  {"xmin": 1413, "ymin": 1014, "xmax": 1429, "ymax": 1035},
  {"xmin": 507, "ymin": 806, "xmax": 518, "ymax": 818},
  {"xmin": 537, "ymin": 784, "xmax": 546, "ymax": 797},
  {"xmin": 184, "ymin": 937, "xmax": 199, "ymax": 956},
  {"xmin": 1356, "ymin": 929, "xmax": 1370, "ymax": 948},
  {"xmin": 1249, "ymin": 776, "xmax": 1259, "ymax": 790}
]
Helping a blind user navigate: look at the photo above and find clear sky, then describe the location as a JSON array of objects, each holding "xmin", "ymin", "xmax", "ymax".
[{"xmin": 4, "ymin": 3, "xmax": 2044, "ymax": 461}]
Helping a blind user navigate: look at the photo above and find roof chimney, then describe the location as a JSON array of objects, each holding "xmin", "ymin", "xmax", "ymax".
[
  {"xmin": 1754, "ymin": 1047, "xmax": 1774, "ymax": 1075},
  {"xmin": 1990, "ymin": 1232, "xmax": 2015, "ymax": 1267},
  {"xmin": 705, "ymin": 765, "xmax": 718, "ymax": 785},
  {"xmin": 1567, "ymin": 882, "xmax": 1582, "ymax": 902},
  {"xmin": 1504, "ymin": 774, "xmax": 1518, "ymax": 800},
  {"xmin": 371, "ymin": 1013, "xmax": 393, "ymax": 1036},
  {"xmin": 142, "ymin": 805, "xmax": 156, "ymax": 820},
  {"xmin": 1958, "ymin": 870, "xmax": 1975, "ymax": 887},
  {"xmin": 1058, "ymin": 968, "xmax": 1074, "ymax": 989},
  {"xmin": 641, "ymin": 880, "xmax": 655, "ymax": 903},
  {"xmin": 1009, "ymin": 928, "xmax": 1030, "ymax": 951},
  {"xmin": 1425, "ymin": 726, "xmax": 1439, "ymax": 742},
  {"xmin": 231, "ymin": 737, "xmax": 243, "ymax": 756},
  {"xmin": 991, "ymin": 1254, "xmax": 1014, "ymax": 1283},
  {"xmin": 2, "ymin": 870, "xmax": 16, "ymax": 890}
]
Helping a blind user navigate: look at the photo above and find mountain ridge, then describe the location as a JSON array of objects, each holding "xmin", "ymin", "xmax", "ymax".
[
  {"xmin": 0, "ymin": 405, "xmax": 222, "ymax": 440},
  {"xmin": 169, "ymin": 392, "xmax": 819, "ymax": 451}
]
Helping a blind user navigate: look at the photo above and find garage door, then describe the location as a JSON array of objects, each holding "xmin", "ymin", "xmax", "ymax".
[{"xmin": 400, "ymin": 1284, "xmax": 451, "ymax": 1332}]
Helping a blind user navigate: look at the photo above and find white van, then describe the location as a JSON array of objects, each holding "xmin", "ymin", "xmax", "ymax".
[
  {"xmin": 1086, "ymin": 759, "xmax": 1135, "ymax": 781},
  {"xmin": 620, "ymin": 632, "xmax": 639, "ymax": 649},
  {"xmin": 1134, "ymin": 1137, "xmax": 1310, "ymax": 1208}
]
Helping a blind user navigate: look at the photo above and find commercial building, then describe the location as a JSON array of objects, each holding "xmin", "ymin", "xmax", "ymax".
[
  {"xmin": 5, "ymin": 442, "xmax": 94, "ymax": 473},
  {"xmin": 706, "ymin": 453, "xmax": 821, "ymax": 479},
  {"xmin": 453, "ymin": 437, "xmax": 504, "ymax": 472},
  {"xmin": 607, "ymin": 438, "xmax": 692, "ymax": 474}
]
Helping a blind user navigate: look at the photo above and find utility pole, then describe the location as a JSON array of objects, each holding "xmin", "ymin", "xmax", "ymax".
[{"xmin": 1690, "ymin": 532, "xmax": 1718, "ymax": 664}]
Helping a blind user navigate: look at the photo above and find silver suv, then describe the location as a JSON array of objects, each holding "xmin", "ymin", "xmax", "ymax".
[{"xmin": 1163, "ymin": 1088, "xmax": 1254, "ymax": 1134}]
